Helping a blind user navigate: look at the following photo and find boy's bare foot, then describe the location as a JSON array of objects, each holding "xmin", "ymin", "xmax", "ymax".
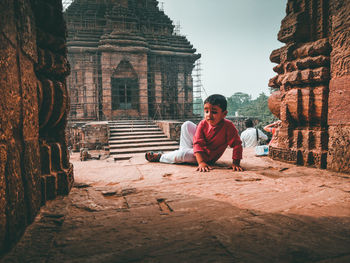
[{"xmin": 145, "ymin": 151, "xmax": 162, "ymax": 162}]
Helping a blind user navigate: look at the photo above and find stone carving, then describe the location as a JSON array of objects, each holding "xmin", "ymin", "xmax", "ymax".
[
  {"xmin": 0, "ymin": 0, "xmax": 73, "ymax": 254},
  {"xmin": 268, "ymin": 0, "xmax": 350, "ymax": 173}
]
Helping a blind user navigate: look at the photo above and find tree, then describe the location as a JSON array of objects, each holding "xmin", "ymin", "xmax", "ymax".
[
  {"xmin": 227, "ymin": 92, "xmax": 252, "ymax": 116},
  {"xmin": 227, "ymin": 92, "xmax": 277, "ymax": 126}
]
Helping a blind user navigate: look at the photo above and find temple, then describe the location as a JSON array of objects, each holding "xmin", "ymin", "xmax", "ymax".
[
  {"xmin": 64, "ymin": 0, "xmax": 201, "ymax": 120},
  {"xmin": 268, "ymin": 0, "xmax": 350, "ymax": 173}
]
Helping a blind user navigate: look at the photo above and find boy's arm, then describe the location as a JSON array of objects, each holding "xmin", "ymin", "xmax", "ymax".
[
  {"xmin": 195, "ymin": 152, "xmax": 212, "ymax": 172},
  {"xmin": 193, "ymin": 121, "xmax": 212, "ymax": 172}
]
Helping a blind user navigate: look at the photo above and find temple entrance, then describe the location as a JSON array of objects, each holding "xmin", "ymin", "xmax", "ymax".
[
  {"xmin": 111, "ymin": 78, "xmax": 138, "ymax": 111},
  {"xmin": 110, "ymin": 60, "xmax": 140, "ymax": 119}
]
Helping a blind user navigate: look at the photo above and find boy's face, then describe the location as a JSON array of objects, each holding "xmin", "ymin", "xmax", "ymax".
[{"xmin": 204, "ymin": 103, "xmax": 227, "ymax": 126}]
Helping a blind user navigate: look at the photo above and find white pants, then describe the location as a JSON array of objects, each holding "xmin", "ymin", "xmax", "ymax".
[{"xmin": 160, "ymin": 121, "xmax": 197, "ymax": 164}]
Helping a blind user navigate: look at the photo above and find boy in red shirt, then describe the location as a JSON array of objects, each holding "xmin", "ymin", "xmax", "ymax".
[{"xmin": 145, "ymin": 94, "xmax": 243, "ymax": 172}]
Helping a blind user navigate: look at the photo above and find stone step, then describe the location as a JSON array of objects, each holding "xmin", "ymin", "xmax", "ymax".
[
  {"xmin": 109, "ymin": 137, "xmax": 172, "ymax": 144},
  {"xmin": 109, "ymin": 123, "xmax": 157, "ymax": 126},
  {"xmin": 110, "ymin": 127, "xmax": 161, "ymax": 133},
  {"xmin": 110, "ymin": 131, "xmax": 165, "ymax": 137},
  {"xmin": 109, "ymin": 124, "xmax": 158, "ymax": 129},
  {"xmin": 109, "ymin": 134, "xmax": 168, "ymax": 141},
  {"xmin": 108, "ymin": 120, "xmax": 155, "ymax": 125},
  {"xmin": 110, "ymin": 145, "xmax": 179, "ymax": 155},
  {"xmin": 109, "ymin": 141, "xmax": 178, "ymax": 149}
]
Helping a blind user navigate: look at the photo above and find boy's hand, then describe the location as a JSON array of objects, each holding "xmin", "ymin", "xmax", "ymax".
[
  {"xmin": 196, "ymin": 162, "xmax": 212, "ymax": 172},
  {"xmin": 231, "ymin": 164, "xmax": 244, "ymax": 172},
  {"xmin": 232, "ymin": 159, "xmax": 244, "ymax": 172}
]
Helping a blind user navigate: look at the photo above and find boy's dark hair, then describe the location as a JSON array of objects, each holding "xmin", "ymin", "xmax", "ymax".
[
  {"xmin": 204, "ymin": 94, "xmax": 227, "ymax": 111},
  {"xmin": 245, "ymin": 118, "xmax": 254, "ymax": 128}
]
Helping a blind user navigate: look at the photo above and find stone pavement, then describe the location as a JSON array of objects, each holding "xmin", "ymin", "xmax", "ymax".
[{"xmin": 2, "ymin": 148, "xmax": 350, "ymax": 263}]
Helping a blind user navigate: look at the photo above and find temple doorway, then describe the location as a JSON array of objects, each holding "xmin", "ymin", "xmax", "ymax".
[
  {"xmin": 110, "ymin": 60, "xmax": 140, "ymax": 119},
  {"xmin": 111, "ymin": 78, "xmax": 138, "ymax": 111}
]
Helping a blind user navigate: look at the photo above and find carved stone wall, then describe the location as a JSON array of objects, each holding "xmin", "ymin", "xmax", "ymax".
[
  {"xmin": 0, "ymin": 0, "xmax": 73, "ymax": 255},
  {"xmin": 268, "ymin": 0, "xmax": 350, "ymax": 173}
]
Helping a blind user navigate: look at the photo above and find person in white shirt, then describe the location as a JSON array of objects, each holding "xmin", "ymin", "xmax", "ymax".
[{"xmin": 240, "ymin": 118, "xmax": 268, "ymax": 148}]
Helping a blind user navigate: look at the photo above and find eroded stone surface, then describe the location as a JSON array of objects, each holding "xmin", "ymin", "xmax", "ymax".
[
  {"xmin": 0, "ymin": 0, "xmax": 73, "ymax": 254},
  {"xmin": 268, "ymin": 0, "xmax": 350, "ymax": 173}
]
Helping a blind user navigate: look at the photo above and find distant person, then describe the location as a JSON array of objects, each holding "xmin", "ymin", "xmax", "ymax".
[
  {"xmin": 240, "ymin": 118, "xmax": 268, "ymax": 148},
  {"xmin": 264, "ymin": 120, "xmax": 282, "ymax": 146},
  {"xmin": 145, "ymin": 94, "xmax": 244, "ymax": 172}
]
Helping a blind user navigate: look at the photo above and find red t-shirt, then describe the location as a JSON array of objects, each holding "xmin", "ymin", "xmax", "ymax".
[{"xmin": 193, "ymin": 119, "xmax": 243, "ymax": 163}]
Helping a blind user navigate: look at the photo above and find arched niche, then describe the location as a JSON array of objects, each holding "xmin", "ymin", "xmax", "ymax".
[{"xmin": 111, "ymin": 60, "xmax": 139, "ymax": 111}]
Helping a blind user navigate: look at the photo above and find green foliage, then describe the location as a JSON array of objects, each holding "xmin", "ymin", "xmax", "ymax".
[
  {"xmin": 227, "ymin": 92, "xmax": 252, "ymax": 115},
  {"xmin": 227, "ymin": 92, "xmax": 277, "ymax": 126}
]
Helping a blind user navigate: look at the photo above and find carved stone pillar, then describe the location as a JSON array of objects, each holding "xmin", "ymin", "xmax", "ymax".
[
  {"xmin": 268, "ymin": 0, "xmax": 330, "ymax": 168},
  {"xmin": 268, "ymin": 0, "xmax": 350, "ymax": 173},
  {"xmin": 0, "ymin": 0, "xmax": 73, "ymax": 254}
]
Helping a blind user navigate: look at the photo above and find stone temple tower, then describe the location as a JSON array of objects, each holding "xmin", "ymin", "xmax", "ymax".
[{"xmin": 64, "ymin": 0, "xmax": 201, "ymax": 120}]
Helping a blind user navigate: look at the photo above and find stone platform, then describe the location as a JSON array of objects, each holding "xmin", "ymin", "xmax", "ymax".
[{"xmin": 2, "ymin": 148, "xmax": 350, "ymax": 262}]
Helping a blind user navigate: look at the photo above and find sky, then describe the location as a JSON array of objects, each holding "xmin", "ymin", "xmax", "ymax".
[{"xmin": 161, "ymin": 0, "xmax": 288, "ymax": 99}]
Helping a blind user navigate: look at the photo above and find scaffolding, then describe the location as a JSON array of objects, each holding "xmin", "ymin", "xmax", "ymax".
[{"xmin": 62, "ymin": 0, "xmax": 204, "ymax": 121}]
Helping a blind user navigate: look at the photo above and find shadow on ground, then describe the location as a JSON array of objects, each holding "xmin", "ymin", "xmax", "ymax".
[{"xmin": 2, "ymin": 184, "xmax": 350, "ymax": 263}]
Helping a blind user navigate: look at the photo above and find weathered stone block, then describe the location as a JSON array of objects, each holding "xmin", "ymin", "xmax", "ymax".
[
  {"xmin": 269, "ymin": 147, "xmax": 297, "ymax": 164},
  {"xmin": 0, "ymin": 35, "xmax": 21, "ymax": 141},
  {"xmin": 22, "ymin": 140, "xmax": 42, "ymax": 221},
  {"xmin": 328, "ymin": 76, "xmax": 350, "ymax": 125},
  {"xmin": 328, "ymin": 125, "xmax": 350, "ymax": 173},
  {"xmin": 5, "ymin": 142, "xmax": 27, "ymax": 250},
  {"xmin": 156, "ymin": 121, "xmax": 183, "ymax": 141},
  {"xmin": 0, "ymin": 144, "xmax": 8, "ymax": 252},
  {"xmin": 0, "ymin": 0, "xmax": 16, "ymax": 45},
  {"xmin": 45, "ymin": 175, "xmax": 57, "ymax": 201},
  {"xmin": 50, "ymin": 143, "xmax": 63, "ymax": 172},
  {"xmin": 268, "ymin": 0, "xmax": 350, "ymax": 173},
  {"xmin": 68, "ymin": 121, "xmax": 109, "ymax": 150},
  {"xmin": 40, "ymin": 144, "xmax": 52, "ymax": 175},
  {"xmin": 20, "ymin": 54, "xmax": 40, "ymax": 141},
  {"xmin": 0, "ymin": 0, "xmax": 73, "ymax": 255},
  {"xmin": 57, "ymin": 167, "xmax": 74, "ymax": 196}
]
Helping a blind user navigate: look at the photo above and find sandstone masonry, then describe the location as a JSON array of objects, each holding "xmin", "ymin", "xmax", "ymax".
[
  {"xmin": 0, "ymin": 0, "xmax": 73, "ymax": 255},
  {"xmin": 268, "ymin": 0, "xmax": 350, "ymax": 173},
  {"xmin": 64, "ymin": 0, "xmax": 200, "ymax": 121}
]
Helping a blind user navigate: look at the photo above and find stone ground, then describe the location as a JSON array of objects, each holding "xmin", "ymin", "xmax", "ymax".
[{"xmin": 2, "ymin": 148, "xmax": 350, "ymax": 263}]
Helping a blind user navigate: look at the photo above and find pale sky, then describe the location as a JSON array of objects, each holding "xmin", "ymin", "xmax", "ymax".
[{"xmin": 161, "ymin": 0, "xmax": 288, "ymax": 99}]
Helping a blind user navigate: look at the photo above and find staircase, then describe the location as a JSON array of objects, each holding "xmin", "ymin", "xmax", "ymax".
[{"xmin": 108, "ymin": 120, "xmax": 179, "ymax": 161}]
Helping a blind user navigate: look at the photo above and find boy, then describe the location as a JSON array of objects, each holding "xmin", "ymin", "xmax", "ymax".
[{"xmin": 145, "ymin": 94, "xmax": 243, "ymax": 172}]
